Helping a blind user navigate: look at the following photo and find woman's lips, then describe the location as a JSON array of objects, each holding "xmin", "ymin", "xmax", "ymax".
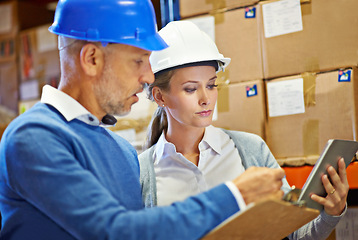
[{"xmin": 196, "ymin": 110, "xmax": 212, "ymax": 117}]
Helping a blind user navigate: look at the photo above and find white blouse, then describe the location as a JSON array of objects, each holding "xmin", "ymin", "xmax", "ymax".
[{"xmin": 154, "ymin": 125, "xmax": 246, "ymax": 206}]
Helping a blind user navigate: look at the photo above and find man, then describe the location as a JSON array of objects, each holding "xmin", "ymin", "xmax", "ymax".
[{"xmin": 0, "ymin": 0, "xmax": 284, "ymax": 239}]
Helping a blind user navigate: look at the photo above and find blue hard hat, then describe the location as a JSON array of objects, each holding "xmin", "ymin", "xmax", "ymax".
[{"xmin": 49, "ymin": 0, "xmax": 168, "ymax": 51}]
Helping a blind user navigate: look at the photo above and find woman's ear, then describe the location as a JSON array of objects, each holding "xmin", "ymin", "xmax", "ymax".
[
  {"xmin": 152, "ymin": 87, "xmax": 165, "ymax": 107},
  {"xmin": 79, "ymin": 43, "xmax": 103, "ymax": 77}
]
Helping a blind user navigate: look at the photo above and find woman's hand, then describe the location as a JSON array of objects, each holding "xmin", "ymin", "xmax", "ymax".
[{"xmin": 310, "ymin": 158, "xmax": 349, "ymax": 216}]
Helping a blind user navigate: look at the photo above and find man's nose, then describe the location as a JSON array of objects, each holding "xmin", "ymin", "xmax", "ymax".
[{"xmin": 140, "ymin": 64, "xmax": 155, "ymax": 85}]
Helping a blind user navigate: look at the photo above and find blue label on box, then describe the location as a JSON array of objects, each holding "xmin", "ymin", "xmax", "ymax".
[
  {"xmin": 338, "ymin": 69, "xmax": 351, "ymax": 82},
  {"xmin": 246, "ymin": 84, "xmax": 258, "ymax": 97},
  {"xmin": 245, "ymin": 7, "xmax": 256, "ymax": 18}
]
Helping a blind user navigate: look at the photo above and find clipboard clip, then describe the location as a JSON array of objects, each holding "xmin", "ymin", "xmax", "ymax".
[{"xmin": 282, "ymin": 186, "xmax": 307, "ymax": 207}]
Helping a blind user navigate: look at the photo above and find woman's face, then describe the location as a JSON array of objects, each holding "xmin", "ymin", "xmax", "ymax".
[{"xmin": 161, "ymin": 65, "xmax": 218, "ymax": 130}]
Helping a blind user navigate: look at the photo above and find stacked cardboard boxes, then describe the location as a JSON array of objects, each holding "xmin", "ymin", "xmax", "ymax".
[
  {"xmin": 257, "ymin": 2, "xmax": 358, "ymax": 238},
  {"xmin": 258, "ymin": 0, "xmax": 358, "ymax": 165},
  {"xmin": 0, "ymin": 0, "xmax": 55, "ymax": 115},
  {"xmin": 265, "ymin": 68, "xmax": 358, "ymax": 160},
  {"xmin": 258, "ymin": 0, "xmax": 358, "ymax": 79}
]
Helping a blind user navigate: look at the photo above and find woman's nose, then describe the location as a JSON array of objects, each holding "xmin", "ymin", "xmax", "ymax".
[{"xmin": 199, "ymin": 91, "xmax": 210, "ymax": 106}]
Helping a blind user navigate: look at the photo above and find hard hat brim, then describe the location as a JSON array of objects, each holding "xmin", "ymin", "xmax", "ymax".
[{"xmin": 49, "ymin": 26, "xmax": 168, "ymax": 51}]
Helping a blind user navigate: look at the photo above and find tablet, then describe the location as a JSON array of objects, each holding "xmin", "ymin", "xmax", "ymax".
[{"xmin": 297, "ymin": 139, "xmax": 358, "ymax": 211}]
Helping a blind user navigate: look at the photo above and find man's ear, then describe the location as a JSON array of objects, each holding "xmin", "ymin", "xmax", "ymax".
[
  {"xmin": 152, "ymin": 87, "xmax": 166, "ymax": 106},
  {"xmin": 79, "ymin": 43, "xmax": 103, "ymax": 77}
]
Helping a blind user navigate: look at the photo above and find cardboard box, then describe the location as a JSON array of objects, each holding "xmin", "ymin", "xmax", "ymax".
[
  {"xmin": 189, "ymin": 5, "xmax": 263, "ymax": 83},
  {"xmin": 265, "ymin": 67, "xmax": 358, "ymax": 159},
  {"xmin": 18, "ymin": 24, "xmax": 60, "ymax": 84},
  {"xmin": 0, "ymin": 61, "xmax": 18, "ymax": 113},
  {"xmin": 258, "ymin": 0, "xmax": 358, "ymax": 79},
  {"xmin": 213, "ymin": 80, "xmax": 266, "ymax": 139},
  {"xmin": 215, "ymin": 6, "xmax": 263, "ymax": 83},
  {"xmin": 180, "ymin": 0, "xmax": 259, "ymax": 19}
]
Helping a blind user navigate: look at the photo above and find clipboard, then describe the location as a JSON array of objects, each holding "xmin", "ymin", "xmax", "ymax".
[{"xmin": 202, "ymin": 198, "xmax": 319, "ymax": 240}]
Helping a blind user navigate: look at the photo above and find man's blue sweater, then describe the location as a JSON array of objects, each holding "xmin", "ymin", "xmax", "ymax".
[{"xmin": 0, "ymin": 103, "xmax": 238, "ymax": 240}]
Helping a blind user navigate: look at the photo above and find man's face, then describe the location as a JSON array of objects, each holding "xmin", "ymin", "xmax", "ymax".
[{"xmin": 94, "ymin": 44, "xmax": 154, "ymax": 116}]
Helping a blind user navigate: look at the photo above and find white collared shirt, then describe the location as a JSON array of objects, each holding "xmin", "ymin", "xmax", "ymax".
[
  {"xmin": 154, "ymin": 125, "xmax": 246, "ymax": 209},
  {"xmin": 40, "ymin": 85, "xmax": 109, "ymax": 126}
]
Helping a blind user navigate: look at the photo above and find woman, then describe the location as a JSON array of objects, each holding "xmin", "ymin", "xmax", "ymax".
[{"xmin": 139, "ymin": 20, "xmax": 348, "ymax": 239}]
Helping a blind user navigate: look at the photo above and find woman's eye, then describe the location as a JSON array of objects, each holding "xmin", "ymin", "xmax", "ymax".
[
  {"xmin": 207, "ymin": 84, "xmax": 218, "ymax": 89},
  {"xmin": 184, "ymin": 88, "xmax": 196, "ymax": 93},
  {"xmin": 135, "ymin": 60, "xmax": 143, "ymax": 65}
]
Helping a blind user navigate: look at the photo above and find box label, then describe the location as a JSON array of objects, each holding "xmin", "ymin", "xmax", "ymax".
[
  {"xmin": 245, "ymin": 7, "xmax": 256, "ymax": 18},
  {"xmin": 262, "ymin": 0, "xmax": 303, "ymax": 38},
  {"xmin": 267, "ymin": 78, "xmax": 305, "ymax": 117},
  {"xmin": 338, "ymin": 69, "xmax": 352, "ymax": 82},
  {"xmin": 246, "ymin": 84, "xmax": 258, "ymax": 97}
]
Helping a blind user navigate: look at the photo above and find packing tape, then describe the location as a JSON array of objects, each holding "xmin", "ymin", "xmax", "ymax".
[
  {"xmin": 217, "ymin": 70, "xmax": 230, "ymax": 113},
  {"xmin": 213, "ymin": 10, "xmax": 225, "ymax": 24},
  {"xmin": 301, "ymin": 0, "xmax": 312, "ymax": 16},
  {"xmin": 304, "ymin": 57, "xmax": 319, "ymax": 73},
  {"xmin": 207, "ymin": 0, "xmax": 227, "ymax": 13},
  {"xmin": 302, "ymin": 72, "xmax": 316, "ymax": 107},
  {"xmin": 303, "ymin": 119, "xmax": 319, "ymax": 156}
]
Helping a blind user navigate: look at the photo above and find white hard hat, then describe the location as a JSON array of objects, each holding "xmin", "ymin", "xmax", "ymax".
[{"xmin": 150, "ymin": 20, "xmax": 231, "ymax": 74}]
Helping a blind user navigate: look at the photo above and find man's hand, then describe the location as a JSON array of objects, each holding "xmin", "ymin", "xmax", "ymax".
[
  {"xmin": 232, "ymin": 167, "xmax": 285, "ymax": 205},
  {"xmin": 310, "ymin": 158, "xmax": 349, "ymax": 216}
]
